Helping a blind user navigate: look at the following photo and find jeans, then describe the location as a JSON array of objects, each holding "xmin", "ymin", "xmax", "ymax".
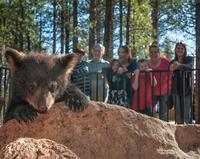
[
  {"xmin": 153, "ymin": 94, "xmax": 168, "ymax": 121},
  {"xmin": 137, "ymin": 108, "xmax": 152, "ymax": 117},
  {"xmin": 172, "ymin": 94, "xmax": 192, "ymax": 124}
]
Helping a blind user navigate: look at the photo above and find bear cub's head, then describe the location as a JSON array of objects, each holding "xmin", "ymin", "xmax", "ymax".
[{"xmin": 5, "ymin": 48, "xmax": 77, "ymax": 113}]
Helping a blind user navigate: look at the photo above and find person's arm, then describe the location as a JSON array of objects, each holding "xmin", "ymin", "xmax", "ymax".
[
  {"xmin": 131, "ymin": 69, "xmax": 140, "ymax": 90},
  {"xmin": 151, "ymin": 75, "xmax": 157, "ymax": 87},
  {"xmin": 178, "ymin": 56, "xmax": 194, "ymax": 70},
  {"xmin": 117, "ymin": 66, "xmax": 128, "ymax": 74},
  {"xmin": 171, "ymin": 56, "xmax": 194, "ymax": 71},
  {"xmin": 150, "ymin": 72, "xmax": 157, "ymax": 87},
  {"xmin": 169, "ymin": 60, "xmax": 175, "ymax": 71},
  {"xmin": 146, "ymin": 68, "xmax": 157, "ymax": 87}
]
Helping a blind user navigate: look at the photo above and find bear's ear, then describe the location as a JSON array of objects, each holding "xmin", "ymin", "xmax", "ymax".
[
  {"xmin": 4, "ymin": 48, "xmax": 25, "ymax": 74},
  {"xmin": 58, "ymin": 54, "xmax": 77, "ymax": 74}
]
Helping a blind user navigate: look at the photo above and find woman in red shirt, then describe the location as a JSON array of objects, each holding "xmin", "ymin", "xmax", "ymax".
[{"xmin": 148, "ymin": 44, "xmax": 171, "ymax": 121}]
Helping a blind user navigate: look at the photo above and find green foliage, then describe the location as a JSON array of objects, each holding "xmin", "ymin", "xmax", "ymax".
[
  {"xmin": 129, "ymin": 0, "xmax": 153, "ymax": 59},
  {"xmin": 0, "ymin": 0, "xmax": 48, "ymax": 52},
  {"xmin": 0, "ymin": 0, "xmax": 195, "ymax": 57},
  {"xmin": 158, "ymin": 0, "xmax": 195, "ymax": 47},
  {"xmin": 162, "ymin": 37, "xmax": 174, "ymax": 60}
]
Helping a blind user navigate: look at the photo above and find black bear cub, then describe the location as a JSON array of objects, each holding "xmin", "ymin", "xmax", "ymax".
[{"xmin": 4, "ymin": 48, "xmax": 89, "ymax": 123}]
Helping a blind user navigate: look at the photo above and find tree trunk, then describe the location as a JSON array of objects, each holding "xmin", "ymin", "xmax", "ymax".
[
  {"xmin": 19, "ymin": 1, "xmax": 24, "ymax": 51},
  {"xmin": 96, "ymin": 0, "xmax": 103, "ymax": 44},
  {"xmin": 39, "ymin": 13, "xmax": 42, "ymax": 52},
  {"xmin": 14, "ymin": 20, "xmax": 19, "ymax": 49},
  {"xmin": 103, "ymin": 0, "xmax": 114, "ymax": 60},
  {"xmin": 150, "ymin": 0, "xmax": 158, "ymax": 42},
  {"xmin": 64, "ymin": 0, "xmax": 70, "ymax": 54},
  {"xmin": 131, "ymin": 5, "xmax": 136, "ymax": 58},
  {"xmin": 89, "ymin": 0, "xmax": 96, "ymax": 58},
  {"xmin": 73, "ymin": 0, "xmax": 78, "ymax": 51},
  {"xmin": 119, "ymin": 0, "xmax": 123, "ymax": 46},
  {"xmin": 27, "ymin": 32, "xmax": 31, "ymax": 51},
  {"xmin": 195, "ymin": 0, "xmax": 200, "ymax": 123},
  {"xmin": 52, "ymin": 0, "xmax": 57, "ymax": 54},
  {"xmin": 0, "ymin": 46, "xmax": 3, "ymax": 98},
  {"xmin": 126, "ymin": 0, "xmax": 130, "ymax": 45},
  {"xmin": 60, "ymin": 0, "xmax": 65, "ymax": 54}
]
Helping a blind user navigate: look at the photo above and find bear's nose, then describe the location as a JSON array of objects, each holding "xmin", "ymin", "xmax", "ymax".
[{"xmin": 38, "ymin": 105, "xmax": 48, "ymax": 113}]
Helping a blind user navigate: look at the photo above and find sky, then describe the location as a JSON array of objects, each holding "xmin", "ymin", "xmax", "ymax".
[{"xmin": 163, "ymin": 31, "xmax": 195, "ymax": 56}]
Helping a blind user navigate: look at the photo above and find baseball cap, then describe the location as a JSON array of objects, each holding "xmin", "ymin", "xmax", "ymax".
[{"xmin": 74, "ymin": 48, "xmax": 85, "ymax": 55}]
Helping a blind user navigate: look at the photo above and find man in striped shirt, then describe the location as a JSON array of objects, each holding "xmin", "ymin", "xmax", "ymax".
[{"xmin": 71, "ymin": 49, "xmax": 91, "ymax": 98}]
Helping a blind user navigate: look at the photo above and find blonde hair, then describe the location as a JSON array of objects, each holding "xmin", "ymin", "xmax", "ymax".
[{"xmin": 93, "ymin": 44, "xmax": 105, "ymax": 55}]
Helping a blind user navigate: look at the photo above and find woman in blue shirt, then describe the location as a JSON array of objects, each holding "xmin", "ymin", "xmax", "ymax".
[
  {"xmin": 169, "ymin": 42, "xmax": 194, "ymax": 124},
  {"xmin": 117, "ymin": 45, "xmax": 137, "ymax": 107}
]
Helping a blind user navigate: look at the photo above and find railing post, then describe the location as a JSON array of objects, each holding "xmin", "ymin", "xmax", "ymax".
[{"xmin": 196, "ymin": 70, "xmax": 200, "ymax": 123}]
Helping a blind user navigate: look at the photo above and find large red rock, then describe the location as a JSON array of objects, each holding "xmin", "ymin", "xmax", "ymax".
[
  {"xmin": 0, "ymin": 101, "xmax": 200, "ymax": 159},
  {"xmin": 0, "ymin": 138, "xmax": 79, "ymax": 159}
]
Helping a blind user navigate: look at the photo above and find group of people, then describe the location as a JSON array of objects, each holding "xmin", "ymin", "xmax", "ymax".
[{"xmin": 71, "ymin": 42, "xmax": 194, "ymax": 124}]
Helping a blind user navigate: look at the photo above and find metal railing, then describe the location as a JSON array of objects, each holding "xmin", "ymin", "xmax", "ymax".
[
  {"xmin": 1, "ymin": 67, "xmax": 199, "ymax": 124},
  {"xmin": 0, "ymin": 67, "xmax": 11, "ymax": 123},
  {"xmin": 73, "ymin": 69, "xmax": 199, "ymax": 124}
]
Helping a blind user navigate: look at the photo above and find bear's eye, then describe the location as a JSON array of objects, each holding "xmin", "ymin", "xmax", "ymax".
[
  {"xmin": 28, "ymin": 82, "xmax": 37, "ymax": 94},
  {"xmin": 49, "ymin": 81, "xmax": 58, "ymax": 93}
]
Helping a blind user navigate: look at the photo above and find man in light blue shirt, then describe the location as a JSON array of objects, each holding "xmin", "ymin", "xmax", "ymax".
[{"xmin": 88, "ymin": 44, "xmax": 109, "ymax": 102}]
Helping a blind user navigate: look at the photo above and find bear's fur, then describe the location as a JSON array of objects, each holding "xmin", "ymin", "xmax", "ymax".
[{"xmin": 3, "ymin": 48, "xmax": 89, "ymax": 123}]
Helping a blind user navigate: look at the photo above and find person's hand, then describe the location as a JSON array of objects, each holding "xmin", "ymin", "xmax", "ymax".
[
  {"xmin": 173, "ymin": 61, "xmax": 181, "ymax": 69},
  {"xmin": 132, "ymin": 69, "xmax": 140, "ymax": 78},
  {"xmin": 117, "ymin": 67, "xmax": 128, "ymax": 74},
  {"xmin": 145, "ymin": 68, "xmax": 153, "ymax": 76},
  {"xmin": 126, "ymin": 73, "xmax": 131, "ymax": 79},
  {"xmin": 134, "ymin": 69, "xmax": 140, "ymax": 75},
  {"xmin": 170, "ymin": 61, "xmax": 181, "ymax": 71},
  {"xmin": 145, "ymin": 68, "xmax": 152, "ymax": 72},
  {"xmin": 169, "ymin": 64, "xmax": 174, "ymax": 71}
]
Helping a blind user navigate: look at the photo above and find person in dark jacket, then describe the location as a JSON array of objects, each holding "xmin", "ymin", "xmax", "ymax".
[
  {"xmin": 169, "ymin": 42, "xmax": 194, "ymax": 124},
  {"xmin": 104, "ymin": 59, "xmax": 127, "ymax": 106},
  {"xmin": 117, "ymin": 45, "xmax": 137, "ymax": 107}
]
